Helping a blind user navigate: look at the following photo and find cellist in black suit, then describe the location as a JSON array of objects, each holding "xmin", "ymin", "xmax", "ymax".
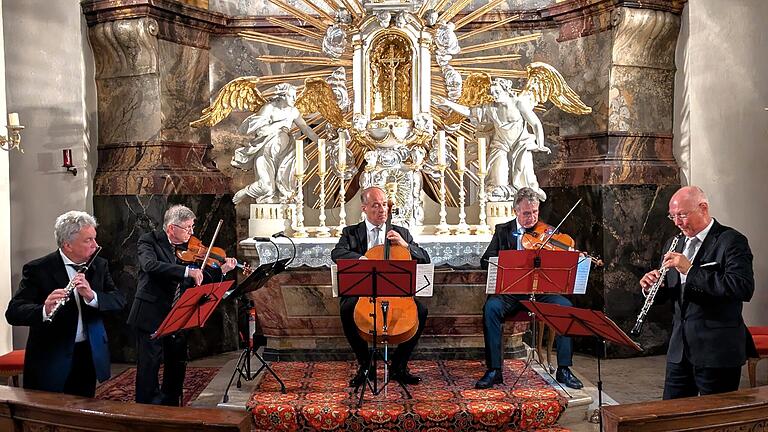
[{"xmin": 331, "ymin": 187, "xmax": 430, "ymax": 387}]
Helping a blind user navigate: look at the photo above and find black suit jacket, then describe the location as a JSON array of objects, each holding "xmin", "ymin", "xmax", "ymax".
[
  {"xmin": 5, "ymin": 251, "xmax": 125, "ymax": 392},
  {"xmin": 331, "ymin": 222, "xmax": 430, "ymax": 264},
  {"xmin": 481, "ymin": 220, "xmax": 521, "ymax": 269},
  {"xmin": 127, "ymin": 229, "xmax": 222, "ymax": 334},
  {"xmin": 656, "ymin": 219, "xmax": 754, "ymax": 368}
]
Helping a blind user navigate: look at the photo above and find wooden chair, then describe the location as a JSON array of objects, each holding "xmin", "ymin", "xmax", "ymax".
[
  {"xmin": 747, "ymin": 326, "xmax": 768, "ymax": 387},
  {"xmin": 507, "ymin": 311, "xmax": 555, "ymax": 372},
  {"xmin": 0, "ymin": 350, "xmax": 24, "ymax": 387}
]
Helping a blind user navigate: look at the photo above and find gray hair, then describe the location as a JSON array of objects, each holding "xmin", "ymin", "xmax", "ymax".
[
  {"xmin": 54, "ymin": 211, "xmax": 98, "ymax": 248},
  {"xmin": 163, "ymin": 205, "xmax": 195, "ymax": 230},
  {"xmin": 514, "ymin": 187, "xmax": 540, "ymax": 209},
  {"xmin": 360, "ymin": 187, "xmax": 386, "ymax": 204}
]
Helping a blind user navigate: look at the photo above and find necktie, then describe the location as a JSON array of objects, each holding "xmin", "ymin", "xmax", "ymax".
[
  {"xmin": 680, "ymin": 237, "xmax": 700, "ymax": 301},
  {"xmin": 373, "ymin": 226, "xmax": 382, "ymax": 247},
  {"xmin": 68, "ymin": 263, "xmax": 86, "ymax": 273}
]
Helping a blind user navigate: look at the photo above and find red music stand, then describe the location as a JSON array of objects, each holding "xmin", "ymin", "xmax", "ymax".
[
  {"xmin": 152, "ymin": 280, "xmax": 234, "ymax": 339},
  {"xmin": 495, "ymin": 249, "xmax": 580, "ymax": 295},
  {"xmin": 520, "ymin": 301, "xmax": 641, "ymax": 432},
  {"xmin": 336, "ymin": 259, "xmax": 417, "ymax": 407}
]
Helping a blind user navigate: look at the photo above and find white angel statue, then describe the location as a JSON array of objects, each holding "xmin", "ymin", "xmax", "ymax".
[
  {"xmin": 434, "ymin": 62, "xmax": 592, "ymax": 202},
  {"xmin": 191, "ymin": 77, "xmax": 347, "ymax": 204}
]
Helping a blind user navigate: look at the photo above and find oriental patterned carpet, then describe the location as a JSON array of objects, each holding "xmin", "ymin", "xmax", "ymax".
[
  {"xmin": 248, "ymin": 359, "xmax": 569, "ymax": 431},
  {"xmin": 94, "ymin": 366, "xmax": 219, "ymax": 406}
]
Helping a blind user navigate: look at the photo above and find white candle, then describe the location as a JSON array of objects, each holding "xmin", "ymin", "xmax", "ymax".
[
  {"xmin": 317, "ymin": 138, "xmax": 326, "ymax": 173},
  {"xmin": 478, "ymin": 137, "xmax": 486, "ymax": 172},
  {"xmin": 457, "ymin": 136, "xmax": 465, "ymax": 171},
  {"xmin": 7, "ymin": 113, "xmax": 19, "ymax": 127},
  {"xmin": 295, "ymin": 138, "xmax": 304, "ymax": 174},
  {"xmin": 338, "ymin": 135, "xmax": 346, "ymax": 167},
  {"xmin": 437, "ymin": 131, "xmax": 446, "ymax": 166}
]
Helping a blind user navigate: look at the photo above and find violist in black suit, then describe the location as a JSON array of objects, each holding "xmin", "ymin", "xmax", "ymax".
[
  {"xmin": 128, "ymin": 204, "xmax": 236, "ymax": 406},
  {"xmin": 331, "ymin": 187, "xmax": 430, "ymax": 387},
  {"xmin": 640, "ymin": 186, "xmax": 754, "ymax": 399},
  {"xmin": 6, "ymin": 211, "xmax": 125, "ymax": 397},
  {"xmin": 476, "ymin": 187, "xmax": 583, "ymax": 390}
]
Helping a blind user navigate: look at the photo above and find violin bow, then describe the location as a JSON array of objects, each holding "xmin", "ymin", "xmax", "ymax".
[
  {"xmin": 536, "ymin": 198, "xmax": 582, "ymax": 252},
  {"xmin": 200, "ymin": 219, "xmax": 224, "ymax": 270}
]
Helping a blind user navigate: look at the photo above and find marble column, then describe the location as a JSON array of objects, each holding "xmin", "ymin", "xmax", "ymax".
[
  {"xmin": 540, "ymin": 1, "xmax": 684, "ymax": 355},
  {"xmin": 83, "ymin": 1, "xmax": 237, "ymax": 362}
]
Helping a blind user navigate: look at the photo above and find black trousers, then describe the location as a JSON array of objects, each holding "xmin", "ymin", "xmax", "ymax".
[
  {"xmin": 340, "ymin": 296, "xmax": 427, "ymax": 371},
  {"xmin": 135, "ymin": 329, "xmax": 188, "ymax": 406},
  {"xmin": 63, "ymin": 341, "xmax": 97, "ymax": 398},
  {"xmin": 663, "ymin": 356, "xmax": 742, "ymax": 399}
]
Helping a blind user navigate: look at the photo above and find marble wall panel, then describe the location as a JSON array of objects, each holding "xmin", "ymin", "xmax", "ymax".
[
  {"xmin": 609, "ymin": 66, "xmax": 675, "ymax": 133},
  {"xmin": 89, "ymin": 18, "xmax": 159, "ymax": 80},
  {"xmin": 612, "ymin": 7, "xmax": 680, "ymax": 70},
  {"xmin": 96, "ymin": 75, "xmax": 162, "ymax": 145},
  {"xmin": 159, "ymin": 40, "xmax": 210, "ymax": 144},
  {"xmin": 95, "ymin": 194, "xmax": 239, "ymax": 362}
]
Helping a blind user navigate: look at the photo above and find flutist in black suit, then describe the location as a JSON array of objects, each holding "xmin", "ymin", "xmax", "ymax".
[
  {"xmin": 331, "ymin": 187, "xmax": 430, "ymax": 387},
  {"xmin": 6, "ymin": 211, "xmax": 125, "ymax": 397},
  {"xmin": 640, "ymin": 186, "xmax": 754, "ymax": 399}
]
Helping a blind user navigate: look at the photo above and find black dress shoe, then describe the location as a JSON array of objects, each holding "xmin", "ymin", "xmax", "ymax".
[
  {"xmin": 475, "ymin": 369, "xmax": 503, "ymax": 389},
  {"xmin": 349, "ymin": 366, "xmax": 374, "ymax": 388},
  {"xmin": 556, "ymin": 367, "xmax": 583, "ymax": 389},
  {"xmin": 390, "ymin": 368, "xmax": 421, "ymax": 385}
]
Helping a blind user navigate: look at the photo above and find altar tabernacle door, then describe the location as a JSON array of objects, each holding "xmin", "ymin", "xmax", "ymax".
[{"xmin": 491, "ymin": 249, "xmax": 581, "ymax": 295}]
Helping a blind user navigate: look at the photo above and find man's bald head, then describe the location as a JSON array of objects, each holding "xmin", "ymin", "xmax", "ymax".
[{"xmin": 669, "ymin": 185, "xmax": 711, "ymax": 237}]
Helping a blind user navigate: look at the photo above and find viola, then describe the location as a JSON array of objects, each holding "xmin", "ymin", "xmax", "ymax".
[
  {"xmin": 354, "ymin": 200, "xmax": 419, "ymax": 345},
  {"xmin": 521, "ymin": 221, "xmax": 604, "ymax": 266},
  {"xmin": 175, "ymin": 236, "xmax": 253, "ymax": 275}
]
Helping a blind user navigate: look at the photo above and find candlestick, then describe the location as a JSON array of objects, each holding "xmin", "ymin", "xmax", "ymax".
[
  {"xmin": 435, "ymin": 163, "xmax": 450, "ymax": 235},
  {"xmin": 8, "ymin": 113, "xmax": 19, "ymax": 127},
  {"xmin": 337, "ymin": 138, "xmax": 347, "ymax": 234},
  {"xmin": 477, "ymin": 137, "xmax": 486, "ymax": 172},
  {"xmin": 62, "ymin": 149, "xmax": 77, "ymax": 176},
  {"xmin": 338, "ymin": 135, "xmax": 346, "ymax": 167},
  {"xmin": 317, "ymin": 138, "xmax": 326, "ymax": 174},
  {"xmin": 457, "ymin": 136, "xmax": 465, "ymax": 171},
  {"xmin": 316, "ymin": 170, "xmax": 330, "ymax": 237},
  {"xmin": 437, "ymin": 131, "xmax": 446, "ymax": 166},
  {"xmin": 455, "ymin": 167, "xmax": 469, "ymax": 234},
  {"xmin": 295, "ymin": 139, "xmax": 304, "ymax": 174},
  {"xmin": 476, "ymin": 159, "xmax": 490, "ymax": 235},
  {"xmin": 293, "ymin": 173, "xmax": 308, "ymax": 238}
]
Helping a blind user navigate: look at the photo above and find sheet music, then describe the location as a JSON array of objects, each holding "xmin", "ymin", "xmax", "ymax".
[
  {"xmin": 330, "ymin": 264, "xmax": 338, "ymax": 297},
  {"xmin": 415, "ymin": 264, "xmax": 434, "ymax": 297},
  {"xmin": 573, "ymin": 258, "xmax": 591, "ymax": 294},
  {"xmin": 485, "ymin": 256, "xmax": 499, "ymax": 294}
]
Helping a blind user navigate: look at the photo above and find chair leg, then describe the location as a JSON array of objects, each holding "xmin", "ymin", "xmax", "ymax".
[
  {"xmin": 748, "ymin": 358, "xmax": 758, "ymax": 388},
  {"xmin": 536, "ymin": 323, "xmax": 545, "ymax": 365},
  {"xmin": 546, "ymin": 327, "xmax": 555, "ymax": 372}
]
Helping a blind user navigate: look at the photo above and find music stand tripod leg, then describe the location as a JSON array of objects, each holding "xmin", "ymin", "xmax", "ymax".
[
  {"xmin": 252, "ymin": 349, "xmax": 286, "ymax": 394},
  {"xmin": 222, "ymin": 347, "xmax": 251, "ymax": 403}
]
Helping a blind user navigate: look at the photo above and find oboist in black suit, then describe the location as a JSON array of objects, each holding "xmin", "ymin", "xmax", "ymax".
[
  {"xmin": 331, "ymin": 186, "xmax": 430, "ymax": 387},
  {"xmin": 476, "ymin": 187, "xmax": 583, "ymax": 390},
  {"xmin": 128, "ymin": 205, "xmax": 236, "ymax": 406},
  {"xmin": 6, "ymin": 211, "xmax": 125, "ymax": 397},
  {"xmin": 640, "ymin": 186, "xmax": 754, "ymax": 399}
]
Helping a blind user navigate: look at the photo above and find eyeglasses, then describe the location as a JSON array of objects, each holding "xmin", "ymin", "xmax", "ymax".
[
  {"xmin": 172, "ymin": 224, "xmax": 195, "ymax": 233},
  {"xmin": 667, "ymin": 212, "xmax": 692, "ymax": 222}
]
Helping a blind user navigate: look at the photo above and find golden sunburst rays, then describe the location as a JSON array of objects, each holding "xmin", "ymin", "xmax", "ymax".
[
  {"xmin": 448, "ymin": 54, "xmax": 522, "ymax": 66},
  {"xmin": 457, "ymin": 15, "xmax": 520, "ymax": 41},
  {"xmin": 453, "ymin": 0, "xmax": 506, "ymax": 29},
  {"xmin": 264, "ymin": 17, "xmax": 325, "ymax": 39},
  {"xmin": 438, "ymin": 0, "xmax": 474, "ymax": 24},
  {"xmin": 460, "ymin": 33, "xmax": 542, "ymax": 54},
  {"xmin": 267, "ymin": 0, "xmax": 329, "ymax": 30}
]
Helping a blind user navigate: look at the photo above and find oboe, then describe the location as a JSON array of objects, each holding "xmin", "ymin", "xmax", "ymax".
[
  {"xmin": 630, "ymin": 235, "xmax": 682, "ymax": 336},
  {"xmin": 49, "ymin": 246, "xmax": 102, "ymax": 320}
]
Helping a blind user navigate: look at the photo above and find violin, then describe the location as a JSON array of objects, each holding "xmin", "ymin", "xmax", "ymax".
[
  {"xmin": 354, "ymin": 199, "xmax": 419, "ymax": 345},
  {"xmin": 521, "ymin": 221, "xmax": 604, "ymax": 266},
  {"xmin": 176, "ymin": 236, "xmax": 253, "ymax": 275}
]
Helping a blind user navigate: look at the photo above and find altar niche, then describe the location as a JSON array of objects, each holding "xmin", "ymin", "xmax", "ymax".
[{"xmin": 370, "ymin": 32, "xmax": 413, "ymax": 120}]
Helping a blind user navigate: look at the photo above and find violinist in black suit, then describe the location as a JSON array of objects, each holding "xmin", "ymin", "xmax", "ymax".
[
  {"xmin": 476, "ymin": 187, "xmax": 583, "ymax": 390},
  {"xmin": 6, "ymin": 211, "xmax": 125, "ymax": 397},
  {"xmin": 640, "ymin": 186, "xmax": 754, "ymax": 399},
  {"xmin": 127, "ymin": 205, "xmax": 236, "ymax": 406},
  {"xmin": 331, "ymin": 187, "xmax": 430, "ymax": 387}
]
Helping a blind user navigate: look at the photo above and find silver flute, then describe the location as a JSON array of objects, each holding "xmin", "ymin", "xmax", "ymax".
[
  {"xmin": 630, "ymin": 235, "xmax": 682, "ymax": 336},
  {"xmin": 49, "ymin": 246, "xmax": 102, "ymax": 320}
]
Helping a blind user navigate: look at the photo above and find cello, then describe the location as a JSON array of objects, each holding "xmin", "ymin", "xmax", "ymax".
[{"xmin": 353, "ymin": 200, "xmax": 420, "ymax": 345}]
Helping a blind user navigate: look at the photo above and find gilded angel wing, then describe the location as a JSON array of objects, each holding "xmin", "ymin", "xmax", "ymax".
[
  {"xmin": 523, "ymin": 62, "xmax": 592, "ymax": 115},
  {"xmin": 295, "ymin": 78, "xmax": 349, "ymax": 129},
  {"xmin": 445, "ymin": 72, "xmax": 495, "ymax": 125},
  {"xmin": 190, "ymin": 76, "xmax": 267, "ymax": 128}
]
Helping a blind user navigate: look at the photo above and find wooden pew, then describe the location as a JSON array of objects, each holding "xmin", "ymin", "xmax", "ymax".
[
  {"xmin": 0, "ymin": 385, "xmax": 250, "ymax": 432},
  {"xmin": 602, "ymin": 386, "xmax": 768, "ymax": 432}
]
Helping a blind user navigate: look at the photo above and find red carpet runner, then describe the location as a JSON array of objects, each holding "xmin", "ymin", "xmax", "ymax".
[
  {"xmin": 95, "ymin": 366, "xmax": 219, "ymax": 406},
  {"xmin": 248, "ymin": 359, "xmax": 568, "ymax": 431}
]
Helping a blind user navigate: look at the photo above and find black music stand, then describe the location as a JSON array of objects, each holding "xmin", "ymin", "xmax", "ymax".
[
  {"xmin": 520, "ymin": 301, "xmax": 641, "ymax": 432},
  {"xmin": 490, "ymin": 249, "xmax": 581, "ymax": 391},
  {"xmin": 221, "ymin": 258, "xmax": 292, "ymax": 402},
  {"xmin": 336, "ymin": 258, "xmax": 417, "ymax": 407}
]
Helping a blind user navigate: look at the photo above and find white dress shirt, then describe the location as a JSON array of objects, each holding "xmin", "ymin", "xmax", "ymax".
[
  {"xmin": 44, "ymin": 251, "xmax": 100, "ymax": 343},
  {"xmin": 365, "ymin": 219, "xmax": 385, "ymax": 251},
  {"xmin": 680, "ymin": 218, "xmax": 714, "ymax": 284}
]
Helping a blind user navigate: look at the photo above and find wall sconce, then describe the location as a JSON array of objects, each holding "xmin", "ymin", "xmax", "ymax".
[
  {"xmin": 1, "ymin": 113, "xmax": 25, "ymax": 153},
  {"xmin": 62, "ymin": 149, "xmax": 77, "ymax": 176}
]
